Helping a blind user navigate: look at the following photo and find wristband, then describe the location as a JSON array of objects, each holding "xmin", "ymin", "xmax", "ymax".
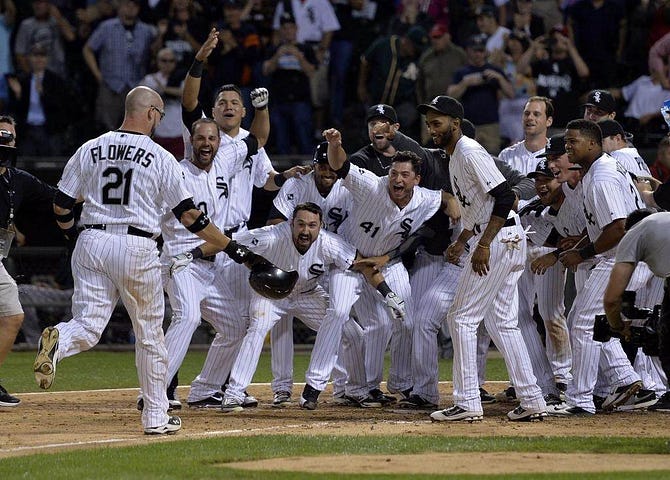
[
  {"xmin": 185, "ymin": 212, "xmax": 210, "ymax": 233},
  {"xmin": 274, "ymin": 172, "xmax": 288, "ymax": 187},
  {"xmin": 189, "ymin": 247, "xmax": 204, "ymax": 259},
  {"xmin": 376, "ymin": 281, "xmax": 393, "ymax": 297},
  {"xmin": 55, "ymin": 211, "xmax": 74, "ymax": 223},
  {"xmin": 189, "ymin": 59, "xmax": 204, "ymax": 78},
  {"xmin": 578, "ymin": 243, "xmax": 596, "ymax": 260}
]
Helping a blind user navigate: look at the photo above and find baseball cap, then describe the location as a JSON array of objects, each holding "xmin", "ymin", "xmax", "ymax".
[
  {"xmin": 313, "ymin": 142, "xmax": 328, "ymax": 165},
  {"xmin": 527, "ymin": 158, "xmax": 555, "ymax": 178},
  {"xmin": 476, "ymin": 5, "xmax": 497, "ymax": 18},
  {"xmin": 597, "ymin": 119, "xmax": 626, "ymax": 138},
  {"xmin": 417, "ymin": 95, "xmax": 464, "ymax": 120},
  {"xmin": 465, "ymin": 33, "xmax": 487, "ymax": 50},
  {"xmin": 366, "ymin": 104, "xmax": 398, "ymax": 124},
  {"xmin": 406, "ymin": 25, "xmax": 429, "ymax": 50},
  {"xmin": 279, "ymin": 11, "xmax": 296, "ymax": 25},
  {"xmin": 583, "ymin": 89, "xmax": 616, "ymax": 114},
  {"xmin": 430, "ymin": 23, "xmax": 449, "ymax": 39},
  {"xmin": 461, "ymin": 118, "xmax": 476, "ymax": 138},
  {"xmin": 536, "ymin": 133, "xmax": 565, "ymax": 157}
]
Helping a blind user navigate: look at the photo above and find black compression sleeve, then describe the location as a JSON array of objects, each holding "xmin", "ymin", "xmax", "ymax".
[
  {"xmin": 53, "ymin": 190, "xmax": 76, "ymax": 210},
  {"xmin": 242, "ymin": 135, "xmax": 259, "ymax": 157},
  {"xmin": 172, "ymin": 198, "xmax": 197, "ymax": 221},
  {"xmin": 335, "ymin": 160, "xmax": 351, "ymax": 179},
  {"xmin": 488, "ymin": 182, "xmax": 515, "ymax": 218}
]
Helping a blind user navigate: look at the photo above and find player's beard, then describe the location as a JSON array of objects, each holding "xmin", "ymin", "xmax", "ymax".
[{"xmin": 294, "ymin": 232, "xmax": 313, "ymax": 254}]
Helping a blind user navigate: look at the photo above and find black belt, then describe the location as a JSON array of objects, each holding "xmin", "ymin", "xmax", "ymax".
[
  {"xmin": 473, "ymin": 217, "xmax": 517, "ymax": 235},
  {"xmin": 82, "ymin": 224, "xmax": 155, "ymax": 239}
]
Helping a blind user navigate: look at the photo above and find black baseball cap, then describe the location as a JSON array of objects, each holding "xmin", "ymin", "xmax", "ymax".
[
  {"xmin": 461, "ymin": 118, "xmax": 476, "ymax": 138},
  {"xmin": 536, "ymin": 133, "xmax": 565, "ymax": 157},
  {"xmin": 583, "ymin": 89, "xmax": 616, "ymax": 114},
  {"xmin": 313, "ymin": 142, "xmax": 328, "ymax": 165},
  {"xmin": 597, "ymin": 119, "xmax": 626, "ymax": 138},
  {"xmin": 527, "ymin": 159, "xmax": 555, "ymax": 178},
  {"xmin": 417, "ymin": 95, "xmax": 464, "ymax": 120},
  {"xmin": 366, "ymin": 104, "xmax": 398, "ymax": 124}
]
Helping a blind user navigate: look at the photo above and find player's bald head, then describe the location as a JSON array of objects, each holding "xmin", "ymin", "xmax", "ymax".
[{"xmin": 125, "ymin": 86, "xmax": 163, "ymax": 114}]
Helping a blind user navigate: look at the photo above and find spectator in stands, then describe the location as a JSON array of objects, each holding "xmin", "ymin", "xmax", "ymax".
[
  {"xmin": 139, "ymin": 47, "xmax": 184, "ymax": 158},
  {"xmin": 518, "ymin": 24, "xmax": 589, "ymax": 132},
  {"xmin": 241, "ymin": 0, "xmax": 275, "ymax": 46},
  {"xmin": 388, "ymin": 0, "xmax": 435, "ymax": 35},
  {"xmin": 476, "ymin": 5, "xmax": 510, "ymax": 53},
  {"xmin": 448, "ymin": 33, "xmax": 514, "ymax": 154},
  {"xmin": 358, "ymin": 25, "xmax": 428, "ymax": 138},
  {"xmin": 0, "ymin": 0, "xmax": 16, "ymax": 113},
  {"xmin": 151, "ymin": 0, "xmax": 206, "ymax": 79},
  {"xmin": 651, "ymin": 135, "xmax": 670, "ymax": 182},
  {"xmin": 417, "ymin": 22, "xmax": 467, "ymax": 142},
  {"xmin": 0, "ymin": 115, "xmax": 56, "ymax": 407},
  {"xmin": 329, "ymin": 0, "xmax": 361, "ymax": 128},
  {"xmin": 83, "ymin": 0, "xmax": 155, "ymax": 132},
  {"xmin": 272, "ymin": 0, "xmax": 340, "ymax": 139},
  {"xmin": 14, "ymin": 0, "xmax": 75, "ymax": 78},
  {"xmin": 6, "ymin": 45, "xmax": 77, "ymax": 156},
  {"xmin": 507, "ymin": 0, "xmax": 544, "ymax": 39},
  {"xmin": 648, "ymin": 31, "xmax": 670, "ymax": 91},
  {"xmin": 210, "ymin": 0, "xmax": 262, "ymax": 127},
  {"xmin": 263, "ymin": 12, "xmax": 317, "ymax": 154},
  {"xmin": 565, "ymin": 0, "xmax": 625, "ymax": 89}
]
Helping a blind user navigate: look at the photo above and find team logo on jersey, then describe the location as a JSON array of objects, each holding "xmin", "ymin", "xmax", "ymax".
[
  {"xmin": 216, "ymin": 177, "xmax": 229, "ymax": 199},
  {"xmin": 453, "ymin": 176, "xmax": 471, "ymax": 208},
  {"xmin": 327, "ymin": 207, "xmax": 348, "ymax": 233},
  {"xmin": 358, "ymin": 168, "xmax": 365, "ymax": 175},
  {"xmin": 583, "ymin": 206, "xmax": 596, "ymax": 226},
  {"xmin": 286, "ymin": 193, "xmax": 294, "ymax": 200},
  {"xmin": 243, "ymin": 156, "xmax": 254, "ymax": 173},
  {"xmin": 308, "ymin": 263, "xmax": 325, "ymax": 279},
  {"xmin": 396, "ymin": 217, "xmax": 414, "ymax": 239}
]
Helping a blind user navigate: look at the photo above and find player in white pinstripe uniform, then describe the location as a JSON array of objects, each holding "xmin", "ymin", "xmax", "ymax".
[
  {"xmin": 554, "ymin": 119, "xmax": 648, "ymax": 415},
  {"xmin": 597, "ymin": 119, "xmax": 652, "ymax": 178},
  {"xmin": 324, "ymin": 129, "xmax": 444, "ymax": 405},
  {"xmin": 421, "ymin": 96, "xmax": 547, "ymax": 422},
  {"xmin": 136, "ymin": 108, "xmax": 270, "ymax": 410},
  {"xmin": 178, "ymin": 31, "xmax": 310, "ymax": 407},
  {"xmin": 33, "ymin": 86, "xmax": 260, "ymax": 434},
  {"xmin": 265, "ymin": 142, "xmax": 356, "ymax": 406}
]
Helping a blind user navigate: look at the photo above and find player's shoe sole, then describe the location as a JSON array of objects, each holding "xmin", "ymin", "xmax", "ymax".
[
  {"xmin": 144, "ymin": 416, "xmax": 181, "ymax": 435},
  {"xmin": 34, "ymin": 327, "xmax": 60, "ymax": 390}
]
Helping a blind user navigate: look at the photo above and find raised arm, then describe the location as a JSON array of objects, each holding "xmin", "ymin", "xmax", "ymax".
[
  {"xmin": 182, "ymin": 28, "xmax": 219, "ymax": 112},
  {"xmin": 324, "ymin": 128, "xmax": 347, "ymax": 171}
]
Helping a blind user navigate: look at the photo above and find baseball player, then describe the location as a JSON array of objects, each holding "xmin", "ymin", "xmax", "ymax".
[
  {"xmin": 597, "ymin": 119, "xmax": 652, "ymax": 177},
  {"xmin": 136, "ymin": 101, "xmax": 271, "ymax": 410},
  {"xmin": 421, "ymin": 95, "xmax": 547, "ymax": 422},
  {"xmin": 0, "ymin": 117, "xmax": 55, "ymax": 408},
  {"xmin": 33, "ymin": 86, "xmax": 264, "ymax": 435},
  {"xmin": 176, "ymin": 29, "xmax": 309, "ymax": 408},
  {"xmin": 582, "ymin": 89, "xmax": 617, "ymax": 123},
  {"xmin": 265, "ymin": 142, "xmax": 354, "ymax": 406},
  {"xmin": 553, "ymin": 119, "xmax": 649, "ymax": 415},
  {"xmin": 324, "ymin": 130, "xmax": 444, "ymax": 405}
]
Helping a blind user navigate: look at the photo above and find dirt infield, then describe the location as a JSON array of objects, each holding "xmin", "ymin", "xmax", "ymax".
[{"xmin": 1, "ymin": 382, "xmax": 668, "ymax": 474}]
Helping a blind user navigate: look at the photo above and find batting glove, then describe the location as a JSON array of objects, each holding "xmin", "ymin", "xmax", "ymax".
[
  {"xmin": 224, "ymin": 240, "xmax": 254, "ymax": 264},
  {"xmin": 384, "ymin": 292, "xmax": 407, "ymax": 321},
  {"xmin": 170, "ymin": 252, "xmax": 193, "ymax": 277},
  {"xmin": 250, "ymin": 88, "xmax": 269, "ymax": 109}
]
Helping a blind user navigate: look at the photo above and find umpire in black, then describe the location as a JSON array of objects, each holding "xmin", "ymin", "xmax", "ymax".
[{"xmin": 0, "ymin": 115, "xmax": 56, "ymax": 407}]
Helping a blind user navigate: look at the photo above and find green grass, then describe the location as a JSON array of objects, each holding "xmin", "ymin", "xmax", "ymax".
[
  {"xmin": 1, "ymin": 350, "xmax": 510, "ymax": 393},
  {"xmin": 1, "ymin": 435, "xmax": 668, "ymax": 480}
]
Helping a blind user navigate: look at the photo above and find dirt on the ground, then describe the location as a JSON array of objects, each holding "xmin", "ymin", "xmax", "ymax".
[{"xmin": 1, "ymin": 382, "xmax": 668, "ymax": 475}]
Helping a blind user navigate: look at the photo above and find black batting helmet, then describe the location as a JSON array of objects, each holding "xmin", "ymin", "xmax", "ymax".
[
  {"xmin": 248, "ymin": 259, "xmax": 299, "ymax": 299},
  {"xmin": 313, "ymin": 141, "xmax": 328, "ymax": 165}
]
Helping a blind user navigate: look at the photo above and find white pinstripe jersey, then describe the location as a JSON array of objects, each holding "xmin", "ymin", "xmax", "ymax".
[
  {"xmin": 160, "ymin": 143, "xmax": 250, "ymax": 258},
  {"xmin": 449, "ymin": 136, "xmax": 507, "ymax": 231},
  {"xmin": 610, "ymin": 147, "xmax": 651, "ymax": 177},
  {"xmin": 338, "ymin": 164, "xmax": 441, "ymax": 257},
  {"xmin": 519, "ymin": 201, "xmax": 553, "ymax": 245},
  {"xmin": 58, "ymin": 130, "xmax": 190, "ymax": 235},
  {"xmin": 581, "ymin": 154, "xmax": 643, "ymax": 255},
  {"xmin": 497, "ymin": 140, "xmax": 546, "ymax": 175},
  {"xmin": 531, "ymin": 182, "xmax": 587, "ymax": 244},
  {"xmin": 273, "ymin": 173, "xmax": 352, "ymax": 233},
  {"xmin": 219, "ymin": 128, "xmax": 273, "ymax": 228},
  {"xmin": 234, "ymin": 222, "xmax": 357, "ymax": 294}
]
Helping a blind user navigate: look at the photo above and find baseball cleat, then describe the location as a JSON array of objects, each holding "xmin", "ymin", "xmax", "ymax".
[
  {"xmin": 187, "ymin": 393, "xmax": 223, "ymax": 409},
  {"xmin": 332, "ymin": 394, "xmax": 355, "ymax": 406},
  {"xmin": 368, "ymin": 388, "xmax": 397, "ymax": 405},
  {"xmin": 479, "ymin": 387, "xmax": 497, "ymax": 404},
  {"xmin": 299, "ymin": 384, "xmax": 321, "ymax": 410},
  {"xmin": 507, "ymin": 406, "xmax": 547, "ymax": 422},
  {"xmin": 601, "ymin": 381, "xmax": 642, "ymax": 411},
  {"xmin": 495, "ymin": 386, "xmax": 517, "ymax": 403},
  {"xmin": 398, "ymin": 394, "xmax": 438, "ymax": 410},
  {"xmin": 144, "ymin": 416, "xmax": 182, "ymax": 435},
  {"xmin": 615, "ymin": 389, "xmax": 657, "ymax": 411},
  {"xmin": 0, "ymin": 384, "xmax": 20, "ymax": 407},
  {"xmin": 648, "ymin": 392, "xmax": 670, "ymax": 412},
  {"xmin": 34, "ymin": 327, "xmax": 60, "ymax": 390},
  {"xmin": 220, "ymin": 397, "xmax": 244, "ymax": 414},
  {"xmin": 242, "ymin": 391, "xmax": 259, "ymax": 408},
  {"xmin": 430, "ymin": 405, "xmax": 483, "ymax": 422},
  {"xmin": 272, "ymin": 391, "xmax": 292, "ymax": 408},
  {"xmin": 547, "ymin": 403, "xmax": 594, "ymax": 416}
]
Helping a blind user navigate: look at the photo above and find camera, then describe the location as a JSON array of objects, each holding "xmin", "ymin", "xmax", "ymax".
[
  {"xmin": 593, "ymin": 291, "xmax": 660, "ymax": 356},
  {"xmin": 0, "ymin": 129, "xmax": 17, "ymax": 168}
]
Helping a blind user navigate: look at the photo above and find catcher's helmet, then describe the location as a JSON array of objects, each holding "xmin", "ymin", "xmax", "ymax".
[{"xmin": 248, "ymin": 259, "xmax": 299, "ymax": 299}]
